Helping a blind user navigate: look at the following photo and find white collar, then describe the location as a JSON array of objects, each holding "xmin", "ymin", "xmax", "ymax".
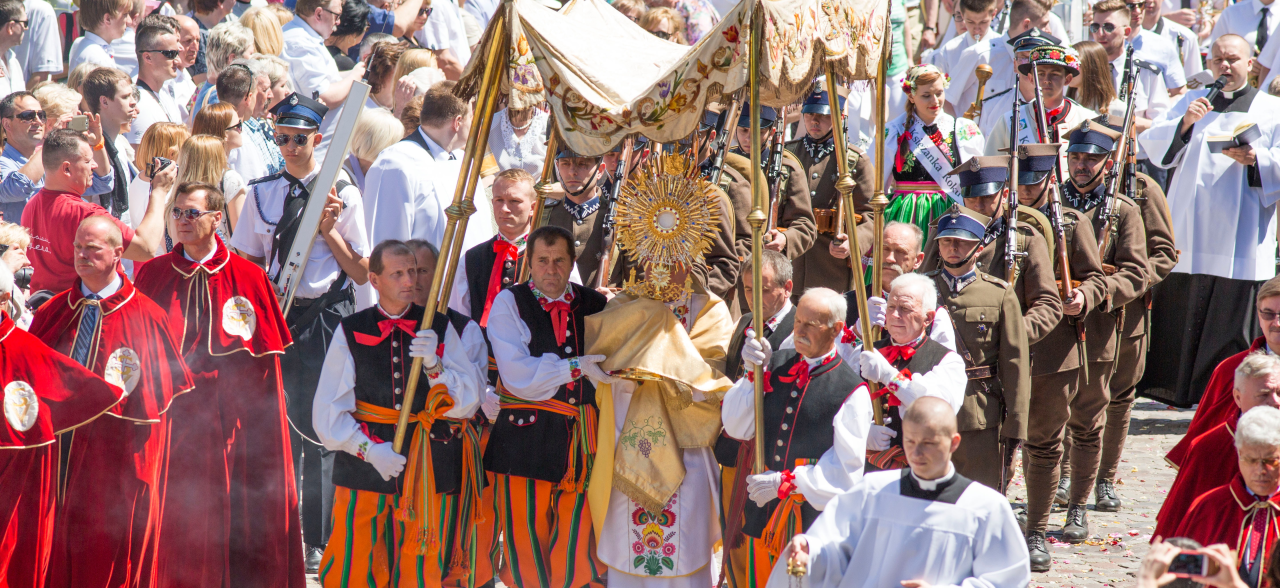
[
  {"xmin": 769, "ymin": 299, "xmax": 793, "ymax": 325},
  {"xmin": 417, "ymin": 127, "xmax": 457, "ymax": 160},
  {"xmin": 181, "ymin": 239, "xmax": 219, "ymax": 264},
  {"xmin": 910, "ymin": 463, "xmax": 957, "ymax": 490},
  {"xmin": 290, "ymin": 17, "xmax": 324, "ymax": 41},
  {"xmin": 81, "ymin": 272, "xmax": 123, "ymax": 299},
  {"xmin": 84, "ymin": 31, "xmax": 111, "ymax": 48},
  {"xmin": 1254, "ymin": 0, "xmax": 1273, "ymax": 15},
  {"xmin": 377, "ymin": 303, "xmax": 409, "ymax": 319},
  {"xmin": 803, "ymin": 347, "xmax": 838, "ymax": 367},
  {"xmin": 497, "ymin": 231, "xmax": 528, "ymax": 250}
]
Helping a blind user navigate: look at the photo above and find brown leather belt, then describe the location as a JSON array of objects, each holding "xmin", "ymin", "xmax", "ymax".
[
  {"xmin": 1101, "ymin": 263, "xmax": 1117, "ymax": 276},
  {"xmin": 967, "ymin": 364, "xmax": 996, "ymax": 380},
  {"xmin": 814, "ymin": 208, "xmax": 838, "ymax": 234}
]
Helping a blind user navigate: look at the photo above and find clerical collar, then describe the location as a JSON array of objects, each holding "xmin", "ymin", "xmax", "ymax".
[
  {"xmin": 563, "ymin": 196, "xmax": 600, "ymax": 223},
  {"xmin": 1063, "ymin": 180, "xmax": 1107, "ymax": 212},
  {"xmin": 182, "ymin": 239, "xmax": 220, "ymax": 264},
  {"xmin": 941, "ymin": 270, "xmax": 978, "ymax": 294},
  {"xmin": 802, "ymin": 134, "xmax": 836, "ymax": 161},
  {"xmin": 765, "ymin": 299, "xmax": 794, "ymax": 333},
  {"xmin": 804, "ymin": 347, "xmax": 838, "ymax": 367},
  {"xmin": 376, "ymin": 303, "xmax": 409, "ymax": 319},
  {"xmin": 911, "ymin": 463, "xmax": 956, "ymax": 490},
  {"xmin": 81, "ymin": 272, "xmax": 123, "ymax": 299}
]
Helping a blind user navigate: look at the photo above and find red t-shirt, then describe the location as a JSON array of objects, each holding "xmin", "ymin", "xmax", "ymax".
[{"xmin": 22, "ymin": 188, "xmax": 135, "ymax": 294}]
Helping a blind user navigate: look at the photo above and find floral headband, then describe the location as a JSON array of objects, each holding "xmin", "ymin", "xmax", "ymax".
[{"xmin": 902, "ymin": 64, "xmax": 951, "ymax": 94}]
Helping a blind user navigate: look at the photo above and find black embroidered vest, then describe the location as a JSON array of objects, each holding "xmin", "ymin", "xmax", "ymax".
[
  {"xmin": 869, "ymin": 337, "xmax": 951, "ymax": 454},
  {"xmin": 715, "ymin": 307, "xmax": 797, "ymax": 467}
]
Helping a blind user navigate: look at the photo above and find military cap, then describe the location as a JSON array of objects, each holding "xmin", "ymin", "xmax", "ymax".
[
  {"xmin": 556, "ymin": 145, "xmax": 601, "ymax": 160},
  {"xmin": 1066, "ymin": 119, "xmax": 1121, "ymax": 154},
  {"xmin": 1018, "ymin": 44, "xmax": 1081, "ymax": 76},
  {"xmin": 936, "ymin": 207, "xmax": 987, "ymax": 241},
  {"xmin": 947, "ymin": 155, "xmax": 1010, "ymax": 198},
  {"xmin": 1009, "ymin": 143, "xmax": 1062, "ymax": 185},
  {"xmin": 270, "ymin": 92, "xmax": 329, "ymax": 129},
  {"xmin": 737, "ymin": 103, "xmax": 778, "ymax": 127},
  {"xmin": 1098, "ymin": 113, "xmax": 1125, "ymax": 132},
  {"xmin": 801, "ymin": 90, "xmax": 846, "ymax": 115},
  {"xmin": 1008, "ymin": 27, "xmax": 1060, "ymax": 52},
  {"xmin": 699, "ymin": 109, "xmax": 721, "ymax": 131}
]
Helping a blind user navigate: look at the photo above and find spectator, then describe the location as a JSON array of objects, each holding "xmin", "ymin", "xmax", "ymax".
[
  {"xmin": 364, "ymin": 39, "xmax": 408, "ymax": 110},
  {"xmin": 394, "ymin": 3, "xmax": 429, "ymax": 48},
  {"xmin": 110, "ymin": 0, "xmax": 146, "ymax": 77},
  {"xmin": 32, "ymin": 83, "xmax": 83, "ymax": 133},
  {"xmin": 68, "ymin": 0, "xmax": 134, "ymax": 72},
  {"xmin": 12, "ymin": 0, "xmax": 60, "ymax": 89},
  {"xmin": 257, "ymin": 53, "xmax": 292, "ymax": 111},
  {"xmin": 191, "ymin": 101, "xmax": 244, "ymax": 153},
  {"xmin": 357, "ymin": 31, "xmax": 394, "ymax": 60},
  {"xmin": 191, "ymin": 21, "xmax": 255, "ymax": 118},
  {"xmin": 21, "ymin": 128, "xmax": 171, "ymax": 293},
  {"xmin": 344, "ymin": 106, "xmax": 402, "ymax": 191},
  {"xmin": 324, "ymin": 0, "xmax": 369, "ymax": 71},
  {"xmin": 189, "ymin": 0, "xmax": 239, "ymax": 84},
  {"xmin": 0, "ymin": 221, "xmax": 30, "ymax": 326},
  {"xmin": 392, "ymin": 46, "xmax": 436, "ymax": 82},
  {"xmin": 647, "ymin": 0, "xmax": 718, "ymax": 43},
  {"xmin": 128, "ymin": 121, "xmax": 187, "ymax": 229},
  {"xmin": 173, "ymin": 14, "xmax": 202, "ymax": 99},
  {"xmin": 1271, "ymin": 76, "xmax": 1280, "ymax": 97},
  {"xmin": 281, "ymin": 0, "xmax": 368, "ymax": 163},
  {"xmin": 266, "ymin": 2, "xmax": 294, "ymax": 26},
  {"xmin": 1069, "ymin": 40, "xmax": 1119, "ymax": 112},
  {"xmin": 640, "ymin": 7, "xmax": 689, "ymax": 44},
  {"xmin": 82, "ymin": 67, "xmax": 138, "ymax": 224},
  {"xmin": 613, "ymin": 0, "xmax": 648, "ymax": 22},
  {"xmin": 414, "ymin": 0, "xmax": 467, "ymax": 79},
  {"xmin": 240, "ymin": 6, "xmax": 284, "ymax": 56},
  {"xmin": 398, "ymin": 93, "xmax": 421, "ymax": 134},
  {"xmin": 174, "ymin": 134, "xmax": 244, "ymax": 238},
  {"xmin": 64, "ymin": 62, "xmax": 98, "ymax": 96},
  {"xmin": 488, "ymin": 105, "xmax": 549, "ymax": 175},
  {"xmin": 217, "ymin": 59, "xmax": 283, "ymax": 182},
  {"xmin": 0, "ymin": 91, "xmax": 43, "ymax": 221},
  {"xmin": 0, "ymin": 0, "xmax": 27, "ymax": 101},
  {"xmin": 128, "ymin": 21, "xmax": 185, "ymax": 148}
]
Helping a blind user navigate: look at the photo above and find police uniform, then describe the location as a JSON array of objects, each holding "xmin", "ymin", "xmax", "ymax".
[
  {"xmin": 786, "ymin": 91, "xmax": 876, "ymax": 300},
  {"xmin": 228, "ymin": 93, "xmax": 371, "ymax": 554},
  {"xmin": 925, "ymin": 211, "xmax": 1030, "ymax": 492}
]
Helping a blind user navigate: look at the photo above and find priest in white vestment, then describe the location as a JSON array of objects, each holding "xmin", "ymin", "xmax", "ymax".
[
  {"xmin": 767, "ymin": 397, "xmax": 1030, "ymax": 588},
  {"xmin": 1137, "ymin": 33, "xmax": 1280, "ymax": 406}
]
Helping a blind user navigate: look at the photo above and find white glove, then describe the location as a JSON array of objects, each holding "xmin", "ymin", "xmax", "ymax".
[
  {"xmin": 853, "ymin": 296, "xmax": 888, "ymax": 335},
  {"xmin": 867, "ymin": 424, "xmax": 897, "ymax": 451},
  {"xmin": 481, "ymin": 386, "xmax": 501, "ymax": 421},
  {"xmin": 364, "ymin": 442, "xmax": 407, "ymax": 481},
  {"xmin": 409, "ymin": 329, "xmax": 440, "ymax": 369},
  {"xmin": 578, "ymin": 354, "xmax": 617, "ymax": 385},
  {"xmin": 742, "ymin": 335, "xmax": 773, "ymax": 370},
  {"xmin": 746, "ymin": 471, "xmax": 783, "ymax": 507},
  {"xmin": 858, "ymin": 350, "xmax": 900, "ymax": 385}
]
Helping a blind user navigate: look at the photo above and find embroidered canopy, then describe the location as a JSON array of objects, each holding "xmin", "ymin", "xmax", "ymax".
[{"xmin": 457, "ymin": 0, "xmax": 889, "ymax": 156}]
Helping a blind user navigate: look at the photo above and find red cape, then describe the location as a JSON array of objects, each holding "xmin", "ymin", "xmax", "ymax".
[
  {"xmin": 134, "ymin": 239, "xmax": 305, "ymax": 588},
  {"xmin": 1175, "ymin": 475, "xmax": 1280, "ymax": 576},
  {"xmin": 29, "ymin": 274, "xmax": 194, "ymax": 588},
  {"xmin": 1167, "ymin": 337, "xmax": 1266, "ymax": 468},
  {"xmin": 1155, "ymin": 413, "xmax": 1239, "ymax": 540},
  {"xmin": 0, "ymin": 312, "xmax": 125, "ymax": 588}
]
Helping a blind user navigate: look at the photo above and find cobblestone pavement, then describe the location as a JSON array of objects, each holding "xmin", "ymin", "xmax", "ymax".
[{"xmin": 307, "ymin": 400, "xmax": 1192, "ymax": 588}]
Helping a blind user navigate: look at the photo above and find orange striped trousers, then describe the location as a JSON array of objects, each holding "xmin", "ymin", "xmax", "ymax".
[{"xmin": 492, "ymin": 474, "xmax": 604, "ymax": 588}]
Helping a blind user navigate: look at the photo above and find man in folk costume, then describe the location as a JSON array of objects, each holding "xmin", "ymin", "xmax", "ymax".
[
  {"xmin": 29, "ymin": 216, "xmax": 194, "ymax": 588},
  {"xmin": 985, "ymin": 45, "xmax": 1098, "ymax": 160},
  {"xmin": 580, "ymin": 151, "xmax": 737, "ymax": 586},
  {"xmin": 313, "ymin": 240, "xmax": 483, "ymax": 588},
  {"xmin": 721, "ymin": 287, "xmax": 873, "ymax": 587},
  {"xmin": 1156, "ymin": 351, "xmax": 1280, "ymax": 540},
  {"xmin": 0, "ymin": 262, "xmax": 126, "ymax": 588},
  {"xmin": 1174, "ymin": 406, "xmax": 1280, "ymax": 588},
  {"xmin": 770, "ymin": 397, "xmax": 1031, "ymax": 588},
  {"xmin": 1138, "ymin": 33, "xmax": 1280, "ymax": 409},
  {"xmin": 133, "ymin": 182, "xmax": 306, "ymax": 587},
  {"xmin": 484, "ymin": 225, "xmax": 610, "ymax": 588}
]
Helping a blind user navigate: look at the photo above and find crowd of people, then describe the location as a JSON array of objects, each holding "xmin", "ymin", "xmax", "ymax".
[{"xmin": 0, "ymin": 0, "xmax": 1276, "ymax": 584}]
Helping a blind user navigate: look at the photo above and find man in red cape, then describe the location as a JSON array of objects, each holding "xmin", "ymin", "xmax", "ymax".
[
  {"xmin": 133, "ymin": 182, "xmax": 305, "ymax": 587},
  {"xmin": 1174, "ymin": 406, "xmax": 1280, "ymax": 588},
  {"xmin": 29, "ymin": 216, "xmax": 193, "ymax": 588},
  {"xmin": 1166, "ymin": 278, "xmax": 1280, "ymax": 469},
  {"xmin": 1155, "ymin": 351, "xmax": 1280, "ymax": 539},
  {"xmin": 0, "ymin": 265, "xmax": 126, "ymax": 588}
]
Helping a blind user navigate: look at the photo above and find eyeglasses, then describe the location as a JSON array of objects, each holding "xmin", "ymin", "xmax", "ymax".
[
  {"xmin": 171, "ymin": 207, "xmax": 218, "ymax": 221},
  {"xmin": 1089, "ymin": 22, "xmax": 1119, "ymax": 34},
  {"xmin": 418, "ymin": 6, "xmax": 432, "ymax": 17},
  {"xmin": 1260, "ymin": 310, "xmax": 1280, "ymax": 322},
  {"xmin": 321, "ymin": 6, "xmax": 341, "ymax": 16},
  {"xmin": 274, "ymin": 131, "xmax": 314, "ymax": 146},
  {"xmin": 142, "ymin": 49, "xmax": 180, "ymax": 59},
  {"xmin": 7, "ymin": 109, "xmax": 45, "ymax": 122},
  {"xmin": 226, "ymin": 120, "xmax": 243, "ymax": 133},
  {"xmin": 650, "ymin": 30, "xmax": 672, "ymax": 40}
]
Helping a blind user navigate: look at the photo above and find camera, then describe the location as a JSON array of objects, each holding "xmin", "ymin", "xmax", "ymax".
[{"xmin": 147, "ymin": 157, "xmax": 172, "ymax": 178}]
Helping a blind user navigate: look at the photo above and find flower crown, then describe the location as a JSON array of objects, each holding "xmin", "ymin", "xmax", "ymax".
[{"xmin": 902, "ymin": 64, "xmax": 951, "ymax": 94}]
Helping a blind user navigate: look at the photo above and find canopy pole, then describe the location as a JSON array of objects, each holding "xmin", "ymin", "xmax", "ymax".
[
  {"xmin": 748, "ymin": 2, "xmax": 767, "ymax": 475},
  {"xmin": 522, "ymin": 133, "xmax": 560, "ymax": 283},
  {"xmin": 868, "ymin": 0, "xmax": 893, "ymax": 343}
]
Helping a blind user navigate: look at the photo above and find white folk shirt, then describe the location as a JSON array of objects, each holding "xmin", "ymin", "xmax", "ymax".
[
  {"xmin": 363, "ymin": 128, "xmax": 466, "ymax": 250},
  {"xmin": 281, "ymin": 18, "xmax": 343, "ymax": 163},
  {"xmin": 67, "ymin": 31, "xmax": 118, "ymax": 73},
  {"xmin": 720, "ymin": 348, "xmax": 874, "ymax": 510},
  {"xmin": 985, "ymin": 99, "xmax": 1099, "ymax": 173},
  {"xmin": 1138, "ymin": 86, "xmax": 1280, "ymax": 280},
  {"xmin": 311, "ymin": 305, "xmax": 483, "ymax": 458},
  {"xmin": 765, "ymin": 467, "xmax": 1031, "ymax": 588},
  {"xmin": 229, "ymin": 167, "xmax": 370, "ymax": 298},
  {"xmin": 484, "ymin": 286, "xmax": 580, "ymax": 402},
  {"xmin": 1209, "ymin": 0, "xmax": 1278, "ymax": 51}
]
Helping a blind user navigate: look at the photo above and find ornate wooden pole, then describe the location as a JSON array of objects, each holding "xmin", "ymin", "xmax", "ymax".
[{"xmin": 521, "ymin": 132, "xmax": 560, "ymax": 282}]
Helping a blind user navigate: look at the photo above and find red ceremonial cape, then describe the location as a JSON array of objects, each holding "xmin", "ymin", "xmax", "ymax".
[
  {"xmin": 1174, "ymin": 475, "xmax": 1280, "ymax": 577},
  {"xmin": 0, "ymin": 312, "xmax": 125, "ymax": 588},
  {"xmin": 1167, "ymin": 337, "xmax": 1266, "ymax": 468},
  {"xmin": 1155, "ymin": 413, "xmax": 1239, "ymax": 540},
  {"xmin": 133, "ymin": 238, "xmax": 305, "ymax": 588},
  {"xmin": 28, "ymin": 273, "xmax": 194, "ymax": 588}
]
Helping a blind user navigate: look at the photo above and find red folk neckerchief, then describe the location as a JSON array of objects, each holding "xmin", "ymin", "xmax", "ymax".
[
  {"xmin": 353, "ymin": 318, "xmax": 418, "ymax": 346},
  {"xmin": 879, "ymin": 344, "xmax": 918, "ymax": 364},
  {"xmin": 480, "ymin": 239, "xmax": 519, "ymax": 327}
]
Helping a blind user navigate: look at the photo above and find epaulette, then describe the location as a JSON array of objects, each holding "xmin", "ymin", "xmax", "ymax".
[
  {"xmin": 1133, "ymin": 58, "xmax": 1162, "ymax": 75},
  {"xmin": 978, "ymin": 271, "xmax": 1011, "ymax": 288},
  {"xmin": 248, "ymin": 171, "xmax": 284, "ymax": 186}
]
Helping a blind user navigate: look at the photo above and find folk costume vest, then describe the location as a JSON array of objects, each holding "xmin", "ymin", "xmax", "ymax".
[
  {"xmin": 715, "ymin": 308, "xmax": 797, "ymax": 467},
  {"xmin": 872, "ymin": 337, "xmax": 951, "ymax": 449}
]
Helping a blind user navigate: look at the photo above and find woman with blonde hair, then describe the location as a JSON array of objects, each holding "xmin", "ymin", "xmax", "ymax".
[
  {"xmin": 393, "ymin": 48, "xmax": 439, "ymax": 83},
  {"xmin": 174, "ymin": 134, "xmax": 247, "ymax": 240},
  {"xmin": 0, "ymin": 222, "xmax": 32, "ymax": 328},
  {"xmin": 345, "ymin": 108, "xmax": 404, "ymax": 191},
  {"xmin": 33, "ymin": 83, "xmax": 84, "ymax": 134},
  {"xmin": 257, "ymin": 55, "xmax": 293, "ymax": 112},
  {"xmin": 640, "ymin": 7, "xmax": 689, "ymax": 44},
  {"xmin": 1069, "ymin": 40, "xmax": 1119, "ymax": 113},
  {"xmin": 240, "ymin": 7, "xmax": 285, "ymax": 56},
  {"xmin": 129, "ymin": 122, "xmax": 190, "ymax": 229},
  {"xmin": 880, "ymin": 63, "xmax": 985, "ymax": 238}
]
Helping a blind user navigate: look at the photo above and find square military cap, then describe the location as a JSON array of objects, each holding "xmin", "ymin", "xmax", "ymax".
[
  {"xmin": 936, "ymin": 207, "xmax": 987, "ymax": 241},
  {"xmin": 270, "ymin": 92, "xmax": 329, "ymax": 129},
  {"xmin": 801, "ymin": 90, "xmax": 846, "ymax": 115},
  {"xmin": 999, "ymin": 143, "xmax": 1062, "ymax": 184},
  {"xmin": 947, "ymin": 156, "xmax": 1010, "ymax": 198},
  {"xmin": 738, "ymin": 103, "xmax": 778, "ymax": 127},
  {"xmin": 1067, "ymin": 119, "xmax": 1122, "ymax": 154}
]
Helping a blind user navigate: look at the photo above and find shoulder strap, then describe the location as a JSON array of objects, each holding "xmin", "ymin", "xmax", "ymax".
[{"xmin": 1016, "ymin": 205, "xmax": 1056, "ymax": 263}]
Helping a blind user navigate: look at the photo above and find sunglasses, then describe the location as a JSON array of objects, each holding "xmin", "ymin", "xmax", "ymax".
[
  {"xmin": 8, "ymin": 109, "xmax": 45, "ymax": 122},
  {"xmin": 418, "ymin": 6, "xmax": 432, "ymax": 17},
  {"xmin": 274, "ymin": 131, "xmax": 314, "ymax": 146},
  {"xmin": 226, "ymin": 120, "xmax": 243, "ymax": 133},
  {"xmin": 5, "ymin": 19, "xmax": 26, "ymax": 28},
  {"xmin": 1089, "ymin": 22, "xmax": 1119, "ymax": 33},
  {"xmin": 143, "ymin": 49, "xmax": 180, "ymax": 59},
  {"xmin": 171, "ymin": 207, "xmax": 218, "ymax": 221}
]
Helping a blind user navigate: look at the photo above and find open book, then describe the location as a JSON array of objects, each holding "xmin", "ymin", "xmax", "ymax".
[{"xmin": 1208, "ymin": 122, "xmax": 1262, "ymax": 154}]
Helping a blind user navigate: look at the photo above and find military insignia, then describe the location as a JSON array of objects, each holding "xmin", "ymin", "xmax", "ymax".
[
  {"xmin": 969, "ymin": 158, "xmax": 981, "ymax": 171},
  {"xmin": 288, "ymin": 94, "xmax": 299, "ymax": 106},
  {"xmin": 1081, "ymin": 120, "xmax": 1091, "ymax": 133},
  {"xmin": 104, "ymin": 348, "xmax": 141, "ymax": 396},
  {"xmin": 223, "ymin": 296, "xmax": 257, "ymax": 341},
  {"xmin": 3, "ymin": 381, "xmax": 37, "ymax": 432}
]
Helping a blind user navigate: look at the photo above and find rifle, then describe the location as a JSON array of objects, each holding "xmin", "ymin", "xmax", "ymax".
[
  {"xmin": 705, "ymin": 95, "xmax": 743, "ymax": 186},
  {"xmin": 1030, "ymin": 61, "xmax": 1089, "ymax": 379},
  {"xmin": 1005, "ymin": 94, "xmax": 1026, "ymax": 274},
  {"xmin": 595, "ymin": 139, "xmax": 632, "ymax": 289},
  {"xmin": 764, "ymin": 107, "xmax": 787, "ymax": 231},
  {"xmin": 1098, "ymin": 43, "xmax": 1139, "ymax": 254}
]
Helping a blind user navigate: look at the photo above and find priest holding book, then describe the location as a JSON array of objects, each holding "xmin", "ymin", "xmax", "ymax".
[{"xmin": 1137, "ymin": 33, "xmax": 1280, "ymax": 408}]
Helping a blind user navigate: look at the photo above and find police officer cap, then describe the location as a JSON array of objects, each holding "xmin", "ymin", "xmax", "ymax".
[
  {"xmin": 801, "ymin": 90, "xmax": 846, "ymax": 115},
  {"xmin": 270, "ymin": 92, "xmax": 329, "ymax": 129},
  {"xmin": 1008, "ymin": 143, "xmax": 1062, "ymax": 185},
  {"xmin": 1007, "ymin": 27, "xmax": 1061, "ymax": 52},
  {"xmin": 936, "ymin": 208, "xmax": 986, "ymax": 241},
  {"xmin": 737, "ymin": 103, "xmax": 778, "ymax": 127},
  {"xmin": 947, "ymin": 156, "xmax": 1010, "ymax": 198},
  {"xmin": 1066, "ymin": 119, "xmax": 1121, "ymax": 154}
]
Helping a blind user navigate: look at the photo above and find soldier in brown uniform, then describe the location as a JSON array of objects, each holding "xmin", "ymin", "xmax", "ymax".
[
  {"xmin": 926, "ymin": 210, "xmax": 1030, "ymax": 492},
  {"xmin": 786, "ymin": 90, "xmax": 876, "ymax": 299},
  {"xmin": 730, "ymin": 105, "xmax": 817, "ymax": 261},
  {"xmin": 545, "ymin": 147, "xmax": 611, "ymax": 287},
  {"xmin": 1012, "ymin": 142, "xmax": 1109, "ymax": 571}
]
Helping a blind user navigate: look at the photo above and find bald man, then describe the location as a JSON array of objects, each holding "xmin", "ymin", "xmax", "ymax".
[
  {"xmin": 771, "ymin": 397, "xmax": 1031, "ymax": 588},
  {"xmin": 29, "ymin": 215, "xmax": 193, "ymax": 588}
]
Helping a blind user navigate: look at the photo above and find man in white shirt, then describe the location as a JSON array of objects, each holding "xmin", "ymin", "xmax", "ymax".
[
  {"xmin": 219, "ymin": 59, "xmax": 281, "ymax": 183},
  {"xmin": 68, "ymin": 0, "xmax": 134, "ymax": 72},
  {"xmin": 109, "ymin": 0, "xmax": 144, "ymax": 77},
  {"xmin": 1093, "ymin": 0, "xmax": 1173, "ymax": 183},
  {"xmin": 1126, "ymin": 0, "xmax": 1188, "ymax": 94},
  {"xmin": 1143, "ymin": 0, "xmax": 1204, "ymax": 80},
  {"xmin": 83, "ymin": 67, "xmax": 137, "ymax": 228},
  {"xmin": 930, "ymin": 0, "xmax": 1000, "ymax": 101},
  {"xmin": 281, "ymin": 0, "xmax": 366, "ymax": 164},
  {"xmin": 0, "ymin": 0, "xmax": 28, "ymax": 102},
  {"xmin": 415, "ymin": 0, "xmax": 468, "ymax": 79},
  {"xmin": 948, "ymin": 0, "xmax": 1054, "ymax": 138},
  {"xmin": 13, "ymin": 0, "xmax": 59, "ymax": 89},
  {"xmin": 1209, "ymin": 0, "xmax": 1277, "ymax": 56},
  {"xmin": 127, "ymin": 20, "xmax": 183, "ymax": 148},
  {"xmin": 171, "ymin": 14, "xmax": 200, "ymax": 102}
]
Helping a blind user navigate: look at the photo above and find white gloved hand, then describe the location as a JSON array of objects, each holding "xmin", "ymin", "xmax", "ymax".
[
  {"xmin": 364, "ymin": 442, "xmax": 407, "ymax": 481},
  {"xmin": 409, "ymin": 329, "xmax": 440, "ymax": 369},
  {"xmin": 858, "ymin": 350, "xmax": 900, "ymax": 385},
  {"xmin": 578, "ymin": 354, "xmax": 617, "ymax": 385},
  {"xmin": 867, "ymin": 424, "xmax": 897, "ymax": 451},
  {"xmin": 867, "ymin": 296, "xmax": 887, "ymax": 327},
  {"xmin": 742, "ymin": 335, "xmax": 773, "ymax": 370},
  {"xmin": 481, "ymin": 386, "xmax": 501, "ymax": 421},
  {"xmin": 746, "ymin": 471, "xmax": 783, "ymax": 507}
]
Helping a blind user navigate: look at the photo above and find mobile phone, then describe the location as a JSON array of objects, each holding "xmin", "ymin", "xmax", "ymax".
[
  {"xmin": 68, "ymin": 115, "xmax": 88, "ymax": 132},
  {"xmin": 1168, "ymin": 552, "xmax": 1208, "ymax": 578}
]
